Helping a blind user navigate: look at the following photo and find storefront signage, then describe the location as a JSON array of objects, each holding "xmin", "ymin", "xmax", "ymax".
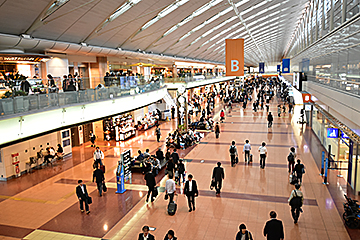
[
  {"xmin": 121, "ymin": 150, "xmax": 132, "ymax": 181},
  {"xmin": 0, "ymin": 56, "xmax": 47, "ymax": 62},
  {"xmin": 225, "ymin": 39, "xmax": 244, "ymax": 76},
  {"xmin": 327, "ymin": 128, "xmax": 339, "ymax": 138}
]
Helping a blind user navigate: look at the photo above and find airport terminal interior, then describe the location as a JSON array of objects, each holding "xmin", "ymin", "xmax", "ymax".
[{"xmin": 1, "ymin": 0, "xmax": 360, "ymax": 239}]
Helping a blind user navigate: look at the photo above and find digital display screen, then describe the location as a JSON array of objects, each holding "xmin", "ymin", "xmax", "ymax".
[
  {"xmin": 63, "ymin": 139, "xmax": 70, "ymax": 147},
  {"xmin": 62, "ymin": 130, "xmax": 70, "ymax": 138}
]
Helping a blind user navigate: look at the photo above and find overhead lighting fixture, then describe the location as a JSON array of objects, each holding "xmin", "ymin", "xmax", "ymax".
[
  {"xmin": 118, "ymin": 47, "xmax": 122, "ymax": 51},
  {"xmin": 80, "ymin": 42, "xmax": 88, "ymax": 47},
  {"xmin": 21, "ymin": 34, "xmax": 32, "ymax": 39}
]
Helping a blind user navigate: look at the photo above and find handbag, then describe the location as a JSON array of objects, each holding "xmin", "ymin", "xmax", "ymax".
[
  {"xmin": 210, "ymin": 180, "xmax": 216, "ymax": 190},
  {"xmin": 103, "ymin": 182, "xmax": 107, "ymax": 192},
  {"xmin": 87, "ymin": 196, "xmax": 92, "ymax": 205},
  {"xmin": 164, "ymin": 193, "xmax": 169, "ymax": 200},
  {"xmin": 153, "ymin": 187, "xmax": 158, "ymax": 198}
]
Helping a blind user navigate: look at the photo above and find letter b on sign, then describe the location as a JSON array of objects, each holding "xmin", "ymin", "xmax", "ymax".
[{"xmin": 231, "ymin": 60, "xmax": 239, "ymax": 72}]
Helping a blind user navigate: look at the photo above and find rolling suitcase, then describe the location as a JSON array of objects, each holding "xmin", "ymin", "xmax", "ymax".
[{"xmin": 167, "ymin": 196, "xmax": 178, "ymax": 216}]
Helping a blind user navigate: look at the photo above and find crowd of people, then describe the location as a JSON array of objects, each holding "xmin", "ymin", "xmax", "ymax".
[{"xmin": 73, "ymin": 75, "xmax": 308, "ymax": 239}]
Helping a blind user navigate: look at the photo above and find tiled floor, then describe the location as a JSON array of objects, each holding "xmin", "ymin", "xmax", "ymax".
[{"xmin": 0, "ymin": 96, "xmax": 359, "ymax": 240}]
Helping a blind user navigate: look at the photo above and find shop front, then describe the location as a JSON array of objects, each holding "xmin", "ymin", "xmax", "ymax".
[{"xmin": 309, "ymin": 103, "xmax": 360, "ymax": 194}]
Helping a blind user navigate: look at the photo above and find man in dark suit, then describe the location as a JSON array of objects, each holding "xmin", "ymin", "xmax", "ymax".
[
  {"xmin": 144, "ymin": 169, "xmax": 156, "ymax": 203},
  {"xmin": 76, "ymin": 180, "xmax": 90, "ymax": 214},
  {"xmin": 138, "ymin": 226, "xmax": 155, "ymax": 240},
  {"xmin": 212, "ymin": 162, "xmax": 225, "ymax": 196},
  {"xmin": 92, "ymin": 165, "xmax": 105, "ymax": 196},
  {"xmin": 184, "ymin": 174, "xmax": 198, "ymax": 212},
  {"xmin": 263, "ymin": 211, "xmax": 284, "ymax": 240},
  {"xmin": 171, "ymin": 149, "xmax": 179, "ymax": 165}
]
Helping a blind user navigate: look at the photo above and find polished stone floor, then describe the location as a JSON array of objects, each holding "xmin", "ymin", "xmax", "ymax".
[{"xmin": 0, "ymin": 95, "xmax": 359, "ymax": 240}]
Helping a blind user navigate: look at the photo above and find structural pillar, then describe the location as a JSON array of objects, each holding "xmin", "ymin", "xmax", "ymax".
[
  {"xmin": 342, "ymin": 0, "xmax": 347, "ymax": 24},
  {"xmin": 330, "ymin": 0, "xmax": 334, "ymax": 31}
]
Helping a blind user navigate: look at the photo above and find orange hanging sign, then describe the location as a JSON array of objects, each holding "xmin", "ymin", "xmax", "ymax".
[{"xmin": 225, "ymin": 39, "xmax": 244, "ymax": 76}]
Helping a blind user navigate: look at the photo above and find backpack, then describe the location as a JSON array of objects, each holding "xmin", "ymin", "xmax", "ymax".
[
  {"xmin": 230, "ymin": 145, "xmax": 236, "ymax": 154},
  {"xmin": 289, "ymin": 190, "xmax": 302, "ymax": 207},
  {"xmin": 287, "ymin": 152, "xmax": 295, "ymax": 162}
]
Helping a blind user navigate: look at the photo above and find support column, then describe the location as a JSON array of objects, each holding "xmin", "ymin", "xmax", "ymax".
[
  {"xmin": 330, "ymin": 0, "xmax": 334, "ymax": 31},
  {"xmin": 315, "ymin": 1, "xmax": 319, "ymax": 41},
  {"xmin": 342, "ymin": 0, "xmax": 347, "ymax": 24},
  {"xmin": 172, "ymin": 64, "xmax": 178, "ymax": 78},
  {"xmin": 322, "ymin": 0, "xmax": 326, "ymax": 35}
]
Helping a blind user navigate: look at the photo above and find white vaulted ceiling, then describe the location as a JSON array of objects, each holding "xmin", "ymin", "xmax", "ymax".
[{"xmin": 0, "ymin": 0, "xmax": 309, "ymax": 66}]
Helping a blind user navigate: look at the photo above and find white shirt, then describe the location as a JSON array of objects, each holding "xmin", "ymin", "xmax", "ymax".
[
  {"xmin": 80, "ymin": 185, "xmax": 85, "ymax": 194},
  {"xmin": 189, "ymin": 180, "xmax": 192, "ymax": 192},
  {"xmin": 94, "ymin": 150, "xmax": 104, "ymax": 160},
  {"xmin": 165, "ymin": 179, "xmax": 176, "ymax": 194},
  {"xmin": 142, "ymin": 234, "xmax": 149, "ymax": 240},
  {"xmin": 258, "ymin": 146, "xmax": 267, "ymax": 154},
  {"xmin": 243, "ymin": 143, "xmax": 251, "ymax": 151}
]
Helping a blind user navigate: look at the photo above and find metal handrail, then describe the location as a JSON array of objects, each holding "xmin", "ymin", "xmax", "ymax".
[{"xmin": 0, "ymin": 81, "xmax": 162, "ymax": 118}]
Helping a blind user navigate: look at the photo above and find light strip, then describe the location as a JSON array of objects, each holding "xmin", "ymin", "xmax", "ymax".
[{"xmin": 133, "ymin": 0, "xmax": 190, "ymax": 37}]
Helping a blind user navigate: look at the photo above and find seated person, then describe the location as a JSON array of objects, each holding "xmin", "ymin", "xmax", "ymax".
[
  {"xmin": 151, "ymin": 157, "xmax": 161, "ymax": 176},
  {"xmin": 143, "ymin": 149, "xmax": 151, "ymax": 158},
  {"xmin": 43, "ymin": 147, "xmax": 56, "ymax": 165},
  {"xmin": 56, "ymin": 144, "xmax": 64, "ymax": 159}
]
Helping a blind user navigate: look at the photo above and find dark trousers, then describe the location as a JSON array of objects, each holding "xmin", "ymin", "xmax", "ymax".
[
  {"xmin": 157, "ymin": 134, "xmax": 161, "ymax": 142},
  {"xmin": 260, "ymin": 154, "xmax": 266, "ymax": 168},
  {"xmin": 187, "ymin": 193, "xmax": 195, "ymax": 210},
  {"xmin": 291, "ymin": 206, "xmax": 300, "ymax": 222},
  {"xmin": 215, "ymin": 180, "xmax": 222, "ymax": 194},
  {"xmin": 244, "ymin": 150, "xmax": 250, "ymax": 162},
  {"xmin": 268, "ymin": 121, "xmax": 273, "ymax": 128},
  {"xmin": 146, "ymin": 186, "xmax": 155, "ymax": 202},
  {"xmin": 168, "ymin": 192, "xmax": 175, "ymax": 203},
  {"xmin": 215, "ymin": 132, "xmax": 219, "ymax": 138},
  {"xmin": 43, "ymin": 155, "xmax": 54, "ymax": 164},
  {"xmin": 79, "ymin": 198, "xmax": 89, "ymax": 212},
  {"xmin": 230, "ymin": 155, "xmax": 236, "ymax": 166},
  {"xmin": 96, "ymin": 182, "xmax": 103, "ymax": 195},
  {"xmin": 296, "ymin": 173, "xmax": 303, "ymax": 184},
  {"xmin": 288, "ymin": 161, "xmax": 295, "ymax": 173}
]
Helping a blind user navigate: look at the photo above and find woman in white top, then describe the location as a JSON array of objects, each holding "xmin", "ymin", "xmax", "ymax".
[{"xmin": 258, "ymin": 142, "xmax": 267, "ymax": 169}]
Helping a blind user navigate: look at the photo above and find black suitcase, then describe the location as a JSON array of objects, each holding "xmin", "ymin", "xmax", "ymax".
[
  {"xmin": 167, "ymin": 201, "xmax": 177, "ymax": 216},
  {"xmin": 249, "ymin": 154, "xmax": 253, "ymax": 163}
]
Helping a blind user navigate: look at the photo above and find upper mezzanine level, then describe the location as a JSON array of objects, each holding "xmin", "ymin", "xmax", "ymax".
[{"xmin": 0, "ymin": 76, "xmax": 235, "ymax": 147}]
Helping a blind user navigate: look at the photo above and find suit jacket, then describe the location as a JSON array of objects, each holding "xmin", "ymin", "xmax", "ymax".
[
  {"xmin": 144, "ymin": 172, "xmax": 156, "ymax": 188},
  {"xmin": 93, "ymin": 169, "xmax": 104, "ymax": 183},
  {"xmin": 171, "ymin": 152, "xmax": 179, "ymax": 164},
  {"xmin": 184, "ymin": 180, "xmax": 198, "ymax": 196},
  {"xmin": 76, "ymin": 184, "xmax": 89, "ymax": 200},
  {"xmin": 263, "ymin": 219, "xmax": 284, "ymax": 240},
  {"xmin": 212, "ymin": 166, "xmax": 224, "ymax": 181},
  {"xmin": 138, "ymin": 233, "xmax": 155, "ymax": 240}
]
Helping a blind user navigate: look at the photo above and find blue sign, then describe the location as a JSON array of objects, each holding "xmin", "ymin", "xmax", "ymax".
[
  {"xmin": 341, "ymin": 131, "xmax": 349, "ymax": 139},
  {"xmin": 259, "ymin": 62, "xmax": 265, "ymax": 73},
  {"xmin": 116, "ymin": 163, "xmax": 126, "ymax": 194},
  {"xmin": 327, "ymin": 128, "xmax": 339, "ymax": 138},
  {"xmin": 282, "ymin": 59, "xmax": 290, "ymax": 73},
  {"xmin": 277, "ymin": 65, "xmax": 281, "ymax": 72}
]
